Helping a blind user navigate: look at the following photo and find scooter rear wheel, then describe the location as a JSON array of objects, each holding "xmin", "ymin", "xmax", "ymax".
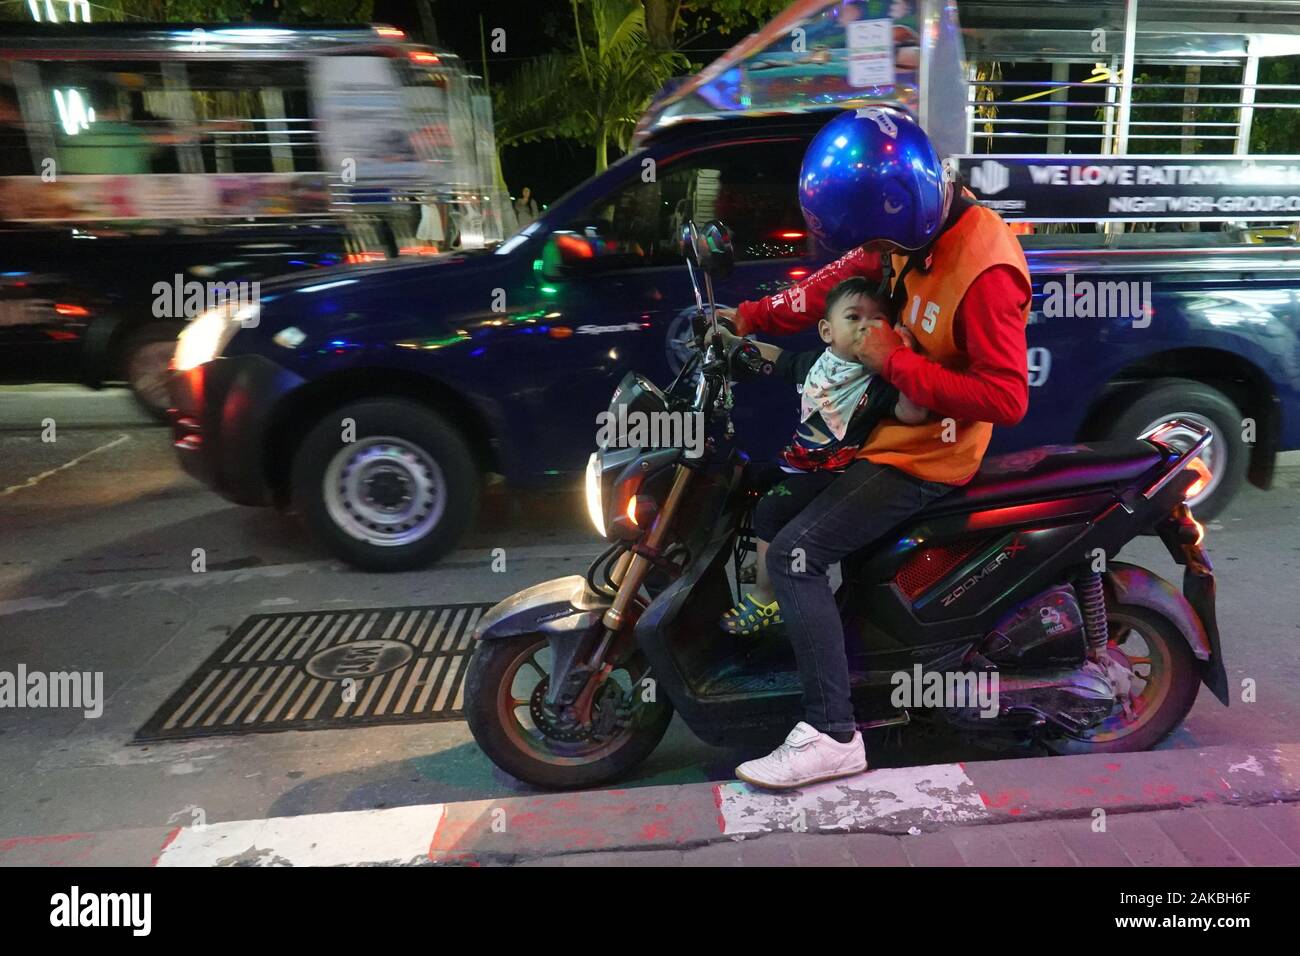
[
  {"xmin": 1045, "ymin": 605, "xmax": 1200, "ymax": 755},
  {"xmin": 464, "ymin": 633, "xmax": 673, "ymax": 789}
]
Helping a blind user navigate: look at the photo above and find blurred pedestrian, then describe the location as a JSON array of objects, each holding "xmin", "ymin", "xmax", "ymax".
[{"xmin": 513, "ymin": 185, "xmax": 539, "ymax": 226}]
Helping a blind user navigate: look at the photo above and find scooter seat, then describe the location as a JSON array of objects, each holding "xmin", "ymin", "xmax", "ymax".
[{"xmin": 939, "ymin": 440, "xmax": 1166, "ymax": 508}]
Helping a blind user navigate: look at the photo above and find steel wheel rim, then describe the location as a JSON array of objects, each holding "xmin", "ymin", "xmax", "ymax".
[
  {"xmin": 323, "ymin": 435, "xmax": 446, "ymax": 547},
  {"xmin": 496, "ymin": 637, "xmax": 640, "ymax": 767},
  {"xmin": 1140, "ymin": 412, "xmax": 1223, "ymax": 510},
  {"xmin": 1069, "ymin": 610, "xmax": 1174, "ymax": 744}
]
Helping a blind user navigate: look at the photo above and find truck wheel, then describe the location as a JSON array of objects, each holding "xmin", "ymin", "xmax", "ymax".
[
  {"xmin": 291, "ymin": 399, "xmax": 480, "ymax": 571},
  {"xmin": 121, "ymin": 322, "xmax": 181, "ymax": 422},
  {"xmin": 1099, "ymin": 379, "xmax": 1246, "ymax": 520}
]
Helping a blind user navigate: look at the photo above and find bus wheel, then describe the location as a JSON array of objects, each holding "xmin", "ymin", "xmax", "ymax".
[{"xmin": 122, "ymin": 322, "xmax": 181, "ymax": 422}]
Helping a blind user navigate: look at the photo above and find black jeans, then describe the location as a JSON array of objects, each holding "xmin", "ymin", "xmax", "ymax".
[
  {"xmin": 750, "ymin": 467, "xmax": 841, "ymax": 542},
  {"xmin": 766, "ymin": 459, "xmax": 954, "ymax": 735}
]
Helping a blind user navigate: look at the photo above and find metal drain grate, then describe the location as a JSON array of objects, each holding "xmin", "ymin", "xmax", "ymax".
[{"xmin": 134, "ymin": 603, "xmax": 492, "ymax": 742}]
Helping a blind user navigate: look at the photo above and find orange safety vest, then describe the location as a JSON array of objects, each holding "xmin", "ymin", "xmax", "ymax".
[{"xmin": 858, "ymin": 202, "xmax": 1031, "ymax": 485}]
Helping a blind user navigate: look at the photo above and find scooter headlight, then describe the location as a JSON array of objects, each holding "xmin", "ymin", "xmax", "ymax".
[{"xmin": 585, "ymin": 451, "xmax": 606, "ymax": 538}]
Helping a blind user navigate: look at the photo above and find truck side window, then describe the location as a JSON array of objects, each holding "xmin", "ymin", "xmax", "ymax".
[
  {"xmin": 182, "ymin": 60, "xmax": 318, "ymax": 174},
  {"xmin": 37, "ymin": 61, "xmax": 174, "ymax": 176},
  {"xmin": 568, "ymin": 140, "xmax": 810, "ymax": 267}
]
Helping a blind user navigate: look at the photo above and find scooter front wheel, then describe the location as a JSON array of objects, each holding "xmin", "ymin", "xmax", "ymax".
[{"xmin": 464, "ymin": 633, "xmax": 673, "ymax": 790}]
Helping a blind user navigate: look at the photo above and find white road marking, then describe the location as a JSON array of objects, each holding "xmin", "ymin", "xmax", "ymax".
[
  {"xmin": 716, "ymin": 762, "xmax": 990, "ymax": 835},
  {"xmin": 156, "ymin": 803, "xmax": 446, "ymax": 867},
  {"xmin": 0, "ymin": 433, "xmax": 130, "ymax": 497}
]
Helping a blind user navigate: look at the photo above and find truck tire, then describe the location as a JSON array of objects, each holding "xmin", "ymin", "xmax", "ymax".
[
  {"xmin": 120, "ymin": 321, "xmax": 182, "ymax": 422},
  {"xmin": 290, "ymin": 399, "xmax": 480, "ymax": 571},
  {"xmin": 1099, "ymin": 378, "xmax": 1246, "ymax": 520}
]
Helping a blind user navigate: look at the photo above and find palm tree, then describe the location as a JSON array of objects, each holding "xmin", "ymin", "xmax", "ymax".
[{"xmin": 493, "ymin": 0, "xmax": 689, "ymax": 173}]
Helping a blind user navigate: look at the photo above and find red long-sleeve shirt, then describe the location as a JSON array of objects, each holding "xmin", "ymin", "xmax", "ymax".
[{"xmin": 736, "ymin": 250, "xmax": 1031, "ymax": 427}]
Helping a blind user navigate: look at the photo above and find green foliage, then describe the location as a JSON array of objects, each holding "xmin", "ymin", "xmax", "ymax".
[
  {"xmin": 679, "ymin": 0, "xmax": 788, "ymax": 35},
  {"xmin": 1250, "ymin": 57, "xmax": 1300, "ymax": 154},
  {"xmin": 495, "ymin": 0, "xmax": 787, "ymax": 171},
  {"xmin": 1124, "ymin": 59, "xmax": 1300, "ymax": 155},
  {"xmin": 493, "ymin": 0, "xmax": 688, "ymax": 172}
]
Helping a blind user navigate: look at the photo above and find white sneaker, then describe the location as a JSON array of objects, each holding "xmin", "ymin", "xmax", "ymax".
[{"xmin": 735, "ymin": 722, "xmax": 867, "ymax": 790}]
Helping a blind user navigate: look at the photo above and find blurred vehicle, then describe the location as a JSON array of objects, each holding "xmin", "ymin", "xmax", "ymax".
[
  {"xmin": 171, "ymin": 0, "xmax": 1300, "ymax": 570},
  {"xmin": 0, "ymin": 21, "xmax": 506, "ymax": 417}
]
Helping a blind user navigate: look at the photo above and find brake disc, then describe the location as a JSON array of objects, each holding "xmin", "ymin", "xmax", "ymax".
[{"xmin": 528, "ymin": 677, "xmax": 590, "ymax": 743}]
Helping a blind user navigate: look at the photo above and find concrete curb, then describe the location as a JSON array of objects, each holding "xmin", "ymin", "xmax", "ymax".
[
  {"xmin": 423, "ymin": 744, "xmax": 1300, "ymax": 864},
  {"xmin": 4, "ymin": 744, "xmax": 1298, "ymax": 866}
]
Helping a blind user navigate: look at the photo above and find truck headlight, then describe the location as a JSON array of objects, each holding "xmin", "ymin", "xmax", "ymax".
[
  {"xmin": 584, "ymin": 452, "xmax": 606, "ymax": 538},
  {"xmin": 173, "ymin": 302, "xmax": 259, "ymax": 372}
]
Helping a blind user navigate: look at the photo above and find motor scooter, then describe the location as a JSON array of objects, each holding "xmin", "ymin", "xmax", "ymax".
[{"xmin": 465, "ymin": 220, "xmax": 1227, "ymax": 790}]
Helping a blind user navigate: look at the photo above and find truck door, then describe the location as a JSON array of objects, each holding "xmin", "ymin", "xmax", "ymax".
[{"xmin": 530, "ymin": 137, "xmax": 825, "ymax": 471}]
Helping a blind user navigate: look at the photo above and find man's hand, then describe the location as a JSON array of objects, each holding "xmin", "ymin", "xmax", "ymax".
[
  {"xmin": 855, "ymin": 319, "xmax": 905, "ymax": 373},
  {"xmin": 692, "ymin": 307, "xmax": 738, "ymax": 341}
]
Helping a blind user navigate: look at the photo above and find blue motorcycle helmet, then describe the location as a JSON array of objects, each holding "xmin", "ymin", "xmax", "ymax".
[{"xmin": 799, "ymin": 107, "xmax": 952, "ymax": 254}]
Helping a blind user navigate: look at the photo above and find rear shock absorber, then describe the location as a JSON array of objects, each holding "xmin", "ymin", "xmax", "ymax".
[{"xmin": 1076, "ymin": 571, "xmax": 1110, "ymax": 659}]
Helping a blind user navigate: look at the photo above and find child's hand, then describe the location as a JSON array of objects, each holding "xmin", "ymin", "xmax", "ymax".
[{"xmin": 895, "ymin": 392, "xmax": 929, "ymax": 425}]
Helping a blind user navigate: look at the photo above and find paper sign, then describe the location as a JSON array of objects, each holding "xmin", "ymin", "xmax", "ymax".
[{"xmin": 847, "ymin": 18, "xmax": 894, "ymax": 89}]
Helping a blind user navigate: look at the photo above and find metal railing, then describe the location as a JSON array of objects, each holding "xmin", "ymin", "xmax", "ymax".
[{"xmin": 960, "ymin": 0, "xmax": 1300, "ymax": 157}]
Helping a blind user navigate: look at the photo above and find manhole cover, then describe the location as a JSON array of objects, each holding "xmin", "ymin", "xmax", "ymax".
[
  {"xmin": 134, "ymin": 603, "xmax": 491, "ymax": 742},
  {"xmin": 304, "ymin": 639, "xmax": 414, "ymax": 681}
]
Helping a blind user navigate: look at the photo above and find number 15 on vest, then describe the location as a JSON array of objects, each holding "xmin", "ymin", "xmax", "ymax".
[{"xmin": 907, "ymin": 296, "xmax": 940, "ymax": 334}]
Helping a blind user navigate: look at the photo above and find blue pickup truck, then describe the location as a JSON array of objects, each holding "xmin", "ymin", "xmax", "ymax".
[{"xmin": 168, "ymin": 109, "xmax": 1300, "ymax": 569}]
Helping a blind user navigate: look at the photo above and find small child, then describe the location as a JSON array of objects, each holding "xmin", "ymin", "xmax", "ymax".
[{"xmin": 713, "ymin": 276, "xmax": 927, "ymax": 635}]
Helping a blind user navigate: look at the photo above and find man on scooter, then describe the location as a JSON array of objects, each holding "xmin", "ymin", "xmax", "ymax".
[{"xmin": 720, "ymin": 107, "xmax": 1033, "ymax": 790}]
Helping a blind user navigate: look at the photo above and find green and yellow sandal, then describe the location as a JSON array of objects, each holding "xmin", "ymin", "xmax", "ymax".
[{"xmin": 719, "ymin": 594, "xmax": 783, "ymax": 636}]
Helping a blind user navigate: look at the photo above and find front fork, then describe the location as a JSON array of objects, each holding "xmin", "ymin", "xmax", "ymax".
[{"xmin": 560, "ymin": 463, "xmax": 696, "ymax": 720}]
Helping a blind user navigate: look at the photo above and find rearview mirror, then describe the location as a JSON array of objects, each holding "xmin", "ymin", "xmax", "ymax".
[
  {"xmin": 541, "ymin": 228, "xmax": 645, "ymax": 278},
  {"xmin": 699, "ymin": 220, "xmax": 734, "ymax": 278},
  {"xmin": 678, "ymin": 220, "xmax": 734, "ymax": 279}
]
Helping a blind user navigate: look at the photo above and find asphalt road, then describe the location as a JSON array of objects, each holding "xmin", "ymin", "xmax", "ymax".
[{"xmin": 1, "ymin": 384, "xmax": 1298, "ymax": 839}]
